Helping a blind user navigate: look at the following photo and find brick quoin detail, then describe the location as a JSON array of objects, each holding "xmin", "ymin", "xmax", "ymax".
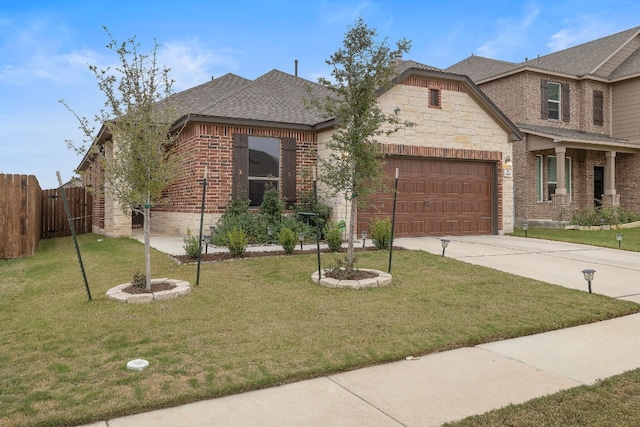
[
  {"xmin": 155, "ymin": 123, "xmax": 317, "ymax": 215},
  {"xmin": 382, "ymin": 143, "xmax": 505, "ymax": 232}
]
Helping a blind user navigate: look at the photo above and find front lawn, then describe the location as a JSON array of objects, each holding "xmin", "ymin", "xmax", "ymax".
[
  {"xmin": 1, "ymin": 234, "xmax": 638, "ymax": 427},
  {"xmin": 445, "ymin": 368, "xmax": 640, "ymax": 427},
  {"xmin": 510, "ymin": 225, "xmax": 640, "ymax": 252}
]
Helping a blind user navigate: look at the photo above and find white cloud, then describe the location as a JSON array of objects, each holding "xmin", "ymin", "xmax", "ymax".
[
  {"xmin": 158, "ymin": 40, "xmax": 240, "ymax": 90},
  {"xmin": 547, "ymin": 15, "xmax": 619, "ymax": 52},
  {"xmin": 476, "ymin": 6, "xmax": 540, "ymax": 58}
]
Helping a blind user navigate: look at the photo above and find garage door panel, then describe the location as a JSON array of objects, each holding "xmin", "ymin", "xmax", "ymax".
[{"xmin": 359, "ymin": 157, "xmax": 495, "ymax": 237}]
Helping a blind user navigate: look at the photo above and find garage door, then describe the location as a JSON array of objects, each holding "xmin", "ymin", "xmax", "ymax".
[{"xmin": 358, "ymin": 157, "xmax": 496, "ymax": 237}]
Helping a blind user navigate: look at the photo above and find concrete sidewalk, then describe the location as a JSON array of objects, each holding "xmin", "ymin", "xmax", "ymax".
[{"xmin": 82, "ymin": 233, "xmax": 640, "ymax": 427}]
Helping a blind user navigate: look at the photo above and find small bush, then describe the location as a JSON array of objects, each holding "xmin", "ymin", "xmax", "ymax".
[
  {"xmin": 324, "ymin": 223, "xmax": 343, "ymax": 252},
  {"xmin": 370, "ymin": 217, "xmax": 392, "ymax": 249},
  {"xmin": 182, "ymin": 228, "xmax": 200, "ymax": 259},
  {"xmin": 326, "ymin": 257, "xmax": 359, "ymax": 279},
  {"xmin": 259, "ymin": 183, "xmax": 285, "ymax": 223},
  {"xmin": 279, "ymin": 227, "xmax": 297, "ymax": 255},
  {"xmin": 132, "ymin": 271, "xmax": 146, "ymax": 289},
  {"xmin": 570, "ymin": 207, "xmax": 640, "ymax": 227},
  {"xmin": 227, "ymin": 227, "xmax": 248, "ymax": 257}
]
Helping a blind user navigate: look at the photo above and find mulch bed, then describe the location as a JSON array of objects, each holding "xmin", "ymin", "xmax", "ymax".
[
  {"xmin": 123, "ymin": 283, "xmax": 176, "ymax": 294},
  {"xmin": 173, "ymin": 246, "xmax": 402, "ymax": 264}
]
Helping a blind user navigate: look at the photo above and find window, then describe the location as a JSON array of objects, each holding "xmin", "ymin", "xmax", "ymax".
[
  {"xmin": 232, "ymin": 134, "xmax": 297, "ymax": 207},
  {"xmin": 536, "ymin": 155, "xmax": 543, "ymax": 202},
  {"xmin": 546, "ymin": 156, "xmax": 571, "ymax": 201},
  {"xmin": 593, "ymin": 90, "xmax": 604, "ymax": 126},
  {"xmin": 428, "ymin": 89, "xmax": 440, "ymax": 108},
  {"xmin": 541, "ymin": 80, "xmax": 570, "ymax": 122},
  {"xmin": 547, "ymin": 82, "xmax": 561, "ymax": 120},
  {"xmin": 248, "ymin": 136, "xmax": 280, "ymax": 206}
]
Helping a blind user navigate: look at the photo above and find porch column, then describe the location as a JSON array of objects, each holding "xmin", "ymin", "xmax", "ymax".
[
  {"xmin": 604, "ymin": 151, "xmax": 616, "ymax": 196},
  {"xmin": 555, "ymin": 147, "xmax": 566, "ymax": 194},
  {"xmin": 551, "ymin": 146, "xmax": 570, "ymax": 205},
  {"xmin": 603, "ymin": 151, "xmax": 620, "ymax": 207}
]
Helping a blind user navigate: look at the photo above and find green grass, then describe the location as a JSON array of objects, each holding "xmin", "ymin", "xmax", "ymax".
[
  {"xmin": 1, "ymin": 233, "xmax": 639, "ymax": 427},
  {"xmin": 510, "ymin": 226, "xmax": 640, "ymax": 252},
  {"xmin": 444, "ymin": 368, "xmax": 640, "ymax": 427}
]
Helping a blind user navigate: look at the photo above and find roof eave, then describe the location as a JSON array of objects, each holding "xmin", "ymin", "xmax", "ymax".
[{"xmin": 171, "ymin": 114, "xmax": 318, "ymax": 133}]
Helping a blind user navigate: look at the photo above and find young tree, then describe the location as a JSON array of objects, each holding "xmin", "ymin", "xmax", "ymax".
[
  {"xmin": 61, "ymin": 27, "xmax": 184, "ymax": 290},
  {"xmin": 307, "ymin": 18, "xmax": 413, "ymax": 269}
]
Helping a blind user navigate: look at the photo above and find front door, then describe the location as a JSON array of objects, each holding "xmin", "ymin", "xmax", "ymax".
[{"xmin": 594, "ymin": 166, "xmax": 604, "ymax": 207}]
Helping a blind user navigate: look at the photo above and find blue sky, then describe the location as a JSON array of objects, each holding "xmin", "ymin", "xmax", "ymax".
[{"xmin": 2, "ymin": 0, "xmax": 639, "ymax": 189}]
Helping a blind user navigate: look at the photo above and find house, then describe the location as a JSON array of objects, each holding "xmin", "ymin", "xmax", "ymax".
[
  {"xmin": 447, "ymin": 26, "xmax": 640, "ymax": 227},
  {"xmin": 79, "ymin": 60, "xmax": 521, "ymax": 238}
]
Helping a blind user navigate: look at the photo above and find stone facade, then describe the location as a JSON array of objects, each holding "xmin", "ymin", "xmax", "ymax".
[{"xmin": 317, "ymin": 76, "xmax": 515, "ymax": 235}]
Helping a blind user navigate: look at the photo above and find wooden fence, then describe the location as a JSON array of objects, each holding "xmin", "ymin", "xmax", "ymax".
[
  {"xmin": 1, "ymin": 174, "xmax": 94, "ymax": 259},
  {"xmin": 0, "ymin": 174, "xmax": 42, "ymax": 259},
  {"xmin": 41, "ymin": 187, "xmax": 93, "ymax": 239}
]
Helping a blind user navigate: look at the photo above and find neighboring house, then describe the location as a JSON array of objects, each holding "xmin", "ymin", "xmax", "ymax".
[
  {"xmin": 78, "ymin": 60, "xmax": 521, "ymax": 238},
  {"xmin": 447, "ymin": 26, "xmax": 640, "ymax": 227}
]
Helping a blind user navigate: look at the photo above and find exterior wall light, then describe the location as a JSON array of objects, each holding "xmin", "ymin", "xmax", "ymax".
[
  {"xmin": 441, "ymin": 239, "xmax": 450, "ymax": 257},
  {"xmin": 582, "ymin": 269, "xmax": 596, "ymax": 293}
]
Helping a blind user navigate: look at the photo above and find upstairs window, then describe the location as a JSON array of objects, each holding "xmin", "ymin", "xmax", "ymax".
[
  {"xmin": 541, "ymin": 80, "xmax": 570, "ymax": 122},
  {"xmin": 428, "ymin": 89, "xmax": 441, "ymax": 108},
  {"xmin": 547, "ymin": 82, "xmax": 561, "ymax": 120}
]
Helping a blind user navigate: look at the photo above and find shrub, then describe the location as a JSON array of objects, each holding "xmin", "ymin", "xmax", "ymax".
[
  {"xmin": 370, "ymin": 217, "xmax": 392, "ymax": 249},
  {"xmin": 227, "ymin": 227, "xmax": 248, "ymax": 257},
  {"xmin": 259, "ymin": 183, "xmax": 285, "ymax": 223},
  {"xmin": 326, "ymin": 256, "xmax": 359, "ymax": 279},
  {"xmin": 293, "ymin": 190, "xmax": 332, "ymax": 236},
  {"xmin": 570, "ymin": 207, "xmax": 640, "ymax": 227},
  {"xmin": 182, "ymin": 228, "xmax": 200, "ymax": 259},
  {"xmin": 324, "ymin": 222, "xmax": 343, "ymax": 252},
  {"xmin": 132, "ymin": 271, "xmax": 146, "ymax": 289},
  {"xmin": 279, "ymin": 227, "xmax": 297, "ymax": 255}
]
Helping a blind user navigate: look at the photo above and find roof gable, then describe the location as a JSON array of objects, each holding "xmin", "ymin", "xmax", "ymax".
[
  {"xmin": 198, "ymin": 69, "xmax": 331, "ymax": 126},
  {"xmin": 446, "ymin": 55, "xmax": 518, "ymax": 82},
  {"xmin": 158, "ymin": 73, "xmax": 251, "ymax": 120},
  {"xmin": 447, "ymin": 26, "xmax": 640, "ymax": 82}
]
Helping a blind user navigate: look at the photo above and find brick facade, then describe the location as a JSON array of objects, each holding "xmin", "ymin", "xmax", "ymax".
[{"xmin": 150, "ymin": 123, "xmax": 317, "ymax": 235}]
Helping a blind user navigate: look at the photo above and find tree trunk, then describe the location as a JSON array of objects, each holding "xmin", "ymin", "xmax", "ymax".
[
  {"xmin": 143, "ymin": 207, "xmax": 152, "ymax": 290},
  {"xmin": 346, "ymin": 192, "xmax": 357, "ymax": 268}
]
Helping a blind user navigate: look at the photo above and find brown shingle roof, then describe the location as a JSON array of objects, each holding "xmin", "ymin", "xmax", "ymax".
[
  {"xmin": 197, "ymin": 69, "xmax": 330, "ymax": 126},
  {"xmin": 447, "ymin": 26, "xmax": 640, "ymax": 81},
  {"xmin": 445, "ymin": 55, "xmax": 519, "ymax": 82}
]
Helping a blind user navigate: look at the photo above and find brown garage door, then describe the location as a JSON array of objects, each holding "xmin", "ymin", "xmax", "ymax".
[{"xmin": 358, "ymin": 157, "xmax": 496, "ymax": 237}]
